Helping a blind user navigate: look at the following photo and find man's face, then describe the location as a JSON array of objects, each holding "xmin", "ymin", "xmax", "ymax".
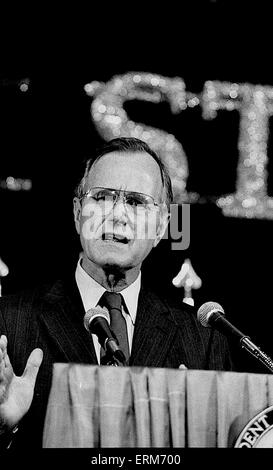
[{"xmin": 73, "ymin": 151, "xmax": 169, "ymax": 274}]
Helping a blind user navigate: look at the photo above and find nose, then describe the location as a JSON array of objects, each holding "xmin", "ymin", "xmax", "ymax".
[{"xmin": 111, "ymin": 197, "xmax": 129, "ymax": 223}]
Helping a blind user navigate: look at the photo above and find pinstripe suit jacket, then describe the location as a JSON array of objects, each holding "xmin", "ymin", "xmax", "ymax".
[{"xmin": 0, "ymin": 276, "xmax": 232, "ymax": 447}]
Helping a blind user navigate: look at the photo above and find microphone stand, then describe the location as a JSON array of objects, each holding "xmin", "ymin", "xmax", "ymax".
[
  {"xmin": 240, "ymin": 337, "xmax": 273, "ymax": 373},
  {"xmin": 101, "ymin": 339, "xmax": 127, "ymax": 367},
  {"xmin": 212, "ymin": 313, "xmax": 273, "ymax": 373},
  {"xmin": 104, "ymin": 358, "xmax": 119, "ymax": 367}
]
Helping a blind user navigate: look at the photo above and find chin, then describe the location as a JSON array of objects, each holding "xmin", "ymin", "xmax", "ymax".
[{"xmin": 101, "ymin": 257, "xmax": 134, "ymax": 271}]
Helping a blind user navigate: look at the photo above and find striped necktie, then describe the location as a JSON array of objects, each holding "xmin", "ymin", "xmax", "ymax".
[{"xmin": 99, "ymin": 291, "xmax": 129, "ymax": 366}]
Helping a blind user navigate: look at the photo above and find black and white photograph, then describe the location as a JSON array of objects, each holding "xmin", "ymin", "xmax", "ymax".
[{"xmin": 0, "ymin": 0, "xmax": 272, "ymax": 463}]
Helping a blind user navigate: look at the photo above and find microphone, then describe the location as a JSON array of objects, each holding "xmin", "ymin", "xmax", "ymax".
[
  {"xmin": 84, "ymin": 307, "xmax": 126, "ymax": 365},
  {"xmin": 197, "ymin": 301, "xmax": 273, "ymax": 373}
]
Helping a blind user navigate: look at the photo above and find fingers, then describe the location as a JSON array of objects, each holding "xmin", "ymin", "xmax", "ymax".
[
  {"xmin": 0, "ymin": 335, "xmax": 7, "ymax": 350},
  {"xmin": 0, "ymin": 336, "xmax": 12, "ymax": 390},
  {"xmin": 0, "ymin": 337, "xmax": 43, "ymax": 386},
  {"xmin": 0, "ymin": 259, "xmax": 9, "ymax": 277},
  {"xmin": 0, "ymin": 335, "xmax": 8, "ymax": 367},
  {"xmin": 22, "ymin": 349, "xmax": 43, "ymax": 385}
]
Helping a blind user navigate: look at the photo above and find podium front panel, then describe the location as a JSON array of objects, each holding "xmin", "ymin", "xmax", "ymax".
[{"xmin": 42, "ymin": 364, "xmax": 273, "ymax": 448}]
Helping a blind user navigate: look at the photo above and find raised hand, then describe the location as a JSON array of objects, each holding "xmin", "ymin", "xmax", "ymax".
[{"xmin": 0, "ymin": 335, "xmax": 43, "ymax": 433}]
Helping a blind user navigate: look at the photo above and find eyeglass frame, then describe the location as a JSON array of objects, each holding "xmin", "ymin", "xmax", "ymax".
[{"xmin": 78, "ymin": 186, "xmax": 163, "ymax": 211}]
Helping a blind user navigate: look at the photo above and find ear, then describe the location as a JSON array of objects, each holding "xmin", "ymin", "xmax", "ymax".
[
  {"xmin": 153, "ymin": 208, "xmax": 170, "ymax": 248},
  {"xmin": 73, "ymin": 197, "xmax": 82, "ymax": 234}
]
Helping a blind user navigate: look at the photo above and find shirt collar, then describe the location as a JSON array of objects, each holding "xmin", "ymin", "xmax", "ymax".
[{"xmin": 75, "ymin": 256, "xmax": 141, "ymax": 324}]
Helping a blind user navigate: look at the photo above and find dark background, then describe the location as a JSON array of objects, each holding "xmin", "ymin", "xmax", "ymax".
[{"xmin": 1, "ymin": 1, "xmax": 273, "ymax": 372}]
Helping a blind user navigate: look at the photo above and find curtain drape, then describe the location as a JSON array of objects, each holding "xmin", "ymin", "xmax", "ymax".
[{"xmin": 43, "ymin": 365, "xmax": 273, "ymax": 448}]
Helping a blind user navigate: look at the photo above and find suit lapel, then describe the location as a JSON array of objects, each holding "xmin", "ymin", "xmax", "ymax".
[
  {"xmin": 130, "ymin": 286, "xmax": 178, "ymax": 367},
  {"xmin": 38, "ymin": 278, "xmax": 98, "ymax": 364},
  {"xmin": 37, "ymin": 280, "xmax": 180, "ymax": 368}
]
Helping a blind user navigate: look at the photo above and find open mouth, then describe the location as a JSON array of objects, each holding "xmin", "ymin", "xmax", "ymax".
[{"xmin": 102, "ymin": 233, "xmax": 130, "ymax": 244}]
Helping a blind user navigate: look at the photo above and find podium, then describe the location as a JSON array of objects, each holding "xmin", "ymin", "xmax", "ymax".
[{"xmin": 42, "ymin": 364, "xmax": 273, "ymax": 448}]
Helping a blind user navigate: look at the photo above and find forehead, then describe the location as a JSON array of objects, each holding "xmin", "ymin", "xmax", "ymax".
[{"xmin": 86, "ymin": 151, "xmax": 163, "ymax": 196}]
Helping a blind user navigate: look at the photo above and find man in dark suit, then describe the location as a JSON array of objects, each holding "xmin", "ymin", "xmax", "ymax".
[{"xmin": 0, "ymin": 137, "xmax": 232, "ymax": 448}]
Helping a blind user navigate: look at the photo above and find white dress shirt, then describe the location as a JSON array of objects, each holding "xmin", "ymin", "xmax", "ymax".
[{"xmin": 75, "ymin": 256, "xmax": 141, "ymax": 363}]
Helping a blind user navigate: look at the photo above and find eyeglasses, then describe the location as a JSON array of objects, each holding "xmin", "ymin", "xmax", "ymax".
[{"xmin": 79, "ymin": 187, "xmax": 161, "ymax": 212}]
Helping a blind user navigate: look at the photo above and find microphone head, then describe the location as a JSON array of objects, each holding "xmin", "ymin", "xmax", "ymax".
[
  {"xmin": 197, "ymin": 301, "xmax": 225, "ymax": 327},
  {"xmin": 83, "ymin": 306, "xmax": 110, "ymax": 331}
]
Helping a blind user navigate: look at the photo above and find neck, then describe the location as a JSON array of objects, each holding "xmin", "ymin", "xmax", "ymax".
[{"xmin": 81, "ymin": 256, "xmax": 140, "ymax": 292}]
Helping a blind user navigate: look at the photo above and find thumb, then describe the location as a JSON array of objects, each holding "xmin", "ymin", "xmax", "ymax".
[{"xmin": 22, "ymin": 348, "xmax": 43, "ymax": 385}]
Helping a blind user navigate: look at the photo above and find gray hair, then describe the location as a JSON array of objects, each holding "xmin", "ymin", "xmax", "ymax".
[{"xmin": 74, "ymin": 137, "xmax": 173, "ymax": 209}]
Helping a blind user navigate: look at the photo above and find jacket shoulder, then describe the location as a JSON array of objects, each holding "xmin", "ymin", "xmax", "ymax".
[{"xmin": 143, "ymin": 284, "xmax": 200, "ymax": 325}]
